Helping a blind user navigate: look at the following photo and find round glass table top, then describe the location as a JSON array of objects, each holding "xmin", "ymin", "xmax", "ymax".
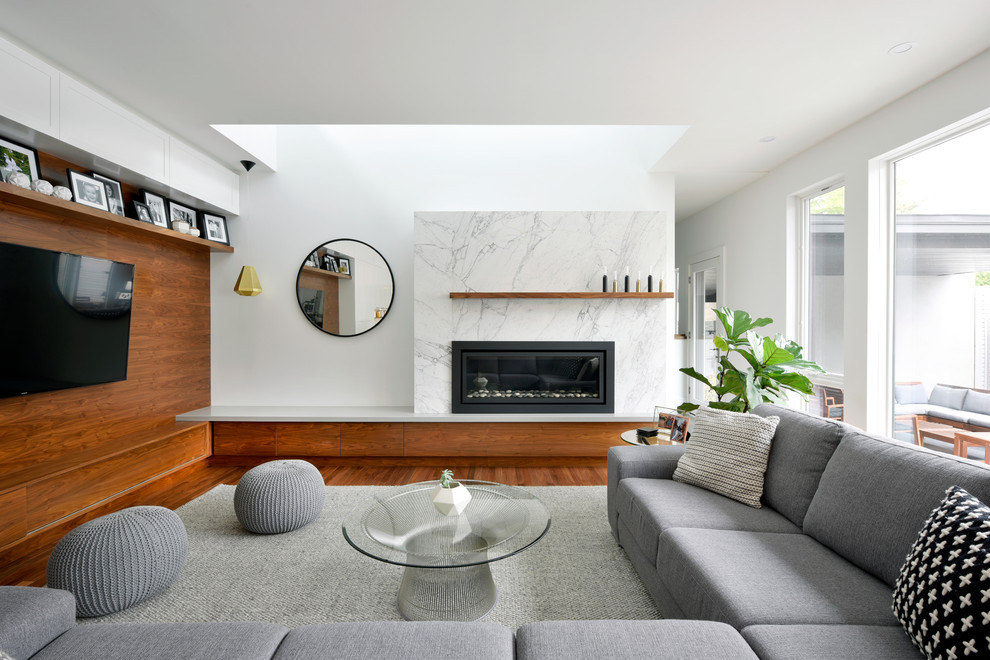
[{"xmin": 342, "ymin": 480, "xmax": 551, "ymax": 569}]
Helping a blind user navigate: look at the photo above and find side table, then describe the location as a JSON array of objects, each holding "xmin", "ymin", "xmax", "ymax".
[{"xmin": 620, "ymin": 429, "xmax": 681, "ymax": 447}]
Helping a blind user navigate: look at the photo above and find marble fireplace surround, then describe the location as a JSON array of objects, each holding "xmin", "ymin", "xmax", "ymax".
[{"xmin": 414, "ymin": 211, "xmax": 668, "ymax": 414}]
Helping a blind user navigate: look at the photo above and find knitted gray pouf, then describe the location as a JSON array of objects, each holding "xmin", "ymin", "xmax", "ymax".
[
  {"xmin": 234, "ymin": 459, "xmax": 325, "ymax": 534},
  {"xmin": 46, "ymin": 506, "xmax": 188, "ymax": 617}
]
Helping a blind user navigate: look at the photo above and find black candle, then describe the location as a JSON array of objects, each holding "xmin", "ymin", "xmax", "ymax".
[
  {"xmin": 602, "ymin": 273, "xmax": 608, "ymax": 292},
  {"xmin": 647, "ymin": 275, "xmax": 654, "ymax": 292}
]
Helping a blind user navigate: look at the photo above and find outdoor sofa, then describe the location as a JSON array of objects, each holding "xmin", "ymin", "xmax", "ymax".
[
  {"xmin": 608, "ymin": 402, "xmax": 990, "ymax": 658},
  {"xmin": 895, "ymin": 382, "xmax": 990, "ymax": 457}
]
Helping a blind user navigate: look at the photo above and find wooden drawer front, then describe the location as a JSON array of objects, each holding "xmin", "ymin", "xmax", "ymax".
[
  {"xmin": 403, "ymin": 422, "xmax": 631, "ymax": 457},
  {"xmin": 213, "ymin": 422, "xmax": 277, "ymax": 455},
  {"xmin": 26, "ymin": 425, "xmax": 209, "ymax": 530},
  {"xmin": 0, "ymin": 488, "xmax": 27, "ymax": 548},
  {"xmin": 277, "ymin": 423, "xmax": 340, "ymax": 456},
  {"xmin": 340, "ymin": 423, "xmax": 404, "ymax": 456}
]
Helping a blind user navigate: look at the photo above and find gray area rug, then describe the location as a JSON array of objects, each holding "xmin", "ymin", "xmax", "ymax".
[{"xmin": 81, "ymin": 485, "xmax": 661, "ymax": 628}]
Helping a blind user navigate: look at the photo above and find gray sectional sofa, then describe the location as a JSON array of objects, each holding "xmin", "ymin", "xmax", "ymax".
[{"xmin": 608, "ymin": 402, "xmax": 990, "ymax": 658}]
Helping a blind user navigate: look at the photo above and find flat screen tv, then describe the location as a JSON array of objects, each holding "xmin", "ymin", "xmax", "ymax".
[{"xmin": 0, "ymin": 240, "xmax": 135, "ymax": 398}]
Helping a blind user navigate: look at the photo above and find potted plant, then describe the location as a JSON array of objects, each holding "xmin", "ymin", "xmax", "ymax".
[
  {"xmin": 678, "ymin": 307, "xmax": 824, "ymax": 414},
  {"xmin": 430, "ymin": 469, "xmax": 472, "ymax": 516}
]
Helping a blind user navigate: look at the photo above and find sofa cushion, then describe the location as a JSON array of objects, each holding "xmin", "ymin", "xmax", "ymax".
[
  {"xmin": 516, "ymin": 620, "xmax": 758, "ymax": 660},
  {"xmin": 923, "ymin": 404, "xmax": 970, "ymax": 424},
  {"xmin": 657, "ymin": 528, "xmax": 898, "ymax": 628},
  {"xmin": 672, "ymin": 408, "xmax": 779, "ymax": 508},
  {"xmin": 965, "ymin": 411, "xmax": 990, "ymax": 428},
  {"xmin": 272, "ymin": 622, "xmax": 513, "ymax": 660},
  {"xmin": 929, "ymin": 384, "xmax": 967, "ymax": 409},
  {"xmin": 894, "ymin": 403, "xmax": 930, "ymax": 416},
  {"xmin": 0, "ymin": 586, "xmax": 76, "ymax": 660},
  {"xmin": 752, "ymin": 403, "xmax": 844, "ymax": 527},
  {"xmin": 962, "ymin": 388, "xmax": 990, "ymax": 415},
  {"xmin": 803, "ymin": 431, "xmax": 990, "ymax": 586},
  {"xmin": 741, "ymin": 624, "xmax": 918, "ymax": 659},
  {"xmin": 893, "ymin": 486, "xmax": 990, "ymax": 660},
  {"xmin": 32, "ymin": 622, "xmax": 289, "ymax": 660},
  {"xmin": 607, "ymin": 444, "xmax": 686, "ymax": 537},
  {"xmin": 614, "ymin": 478, "xmax": 800, "ymax": 561},
  {"xmin": 894, "ymin": 383, "xmax": 929, "ymax": 405}
]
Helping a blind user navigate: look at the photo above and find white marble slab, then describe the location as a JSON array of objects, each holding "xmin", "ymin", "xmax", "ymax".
[
  {"xmin": 414, "ymin": 211, "xmax": 668, "ymax": 413},
  {"xmin": 177, "ymin": 406, "xmax": 654, "ymax": 423}
]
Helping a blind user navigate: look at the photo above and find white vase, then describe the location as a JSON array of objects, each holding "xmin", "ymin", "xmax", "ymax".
[
  {"xmin": 430, "ymin": 482, "xmax": 472, "ymax": 516},
  {"xmin": 173, "ymin": 220, "xmax": 190, "ymax": 234}
]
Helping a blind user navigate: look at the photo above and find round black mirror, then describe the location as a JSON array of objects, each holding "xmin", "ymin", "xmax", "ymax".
[{"xmin": 295, "ymin": 239, "xmax": 395, "ymax": 337}]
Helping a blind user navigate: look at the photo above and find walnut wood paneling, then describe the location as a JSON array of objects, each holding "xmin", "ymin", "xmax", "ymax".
[
  {"xmin": 26, "ymin": 424, "xmax": 209, "ymax": 530},
  {"xmin": 449, "ymin": 292, "xmax": 673, "ymax": 299},
  {"xmin": 212, "ymin": 422, "xmax": 277, "ymax": 455},
  {"xmin": 340, "ymin": 422, "xmax": 404, "ymax": 457},
  {"xmin": 0, "ymin": 489, "xmax": 27, "ymax": 547},
  {"xmin": 277, "ymin": 423, "xmax": 340, "ymax": 456},
  {"xmin": 402, "ymin": 422, "xmax": 633, "ymax": 457}
]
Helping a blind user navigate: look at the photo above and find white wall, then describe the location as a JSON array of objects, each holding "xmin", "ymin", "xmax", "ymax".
[
  {"xmin": 676, "ymin": 49, "xmax": 990, "ymax": 431},
  {"xmin": 211, "ymin": 126, "xmax": 675, "ymax": 407}
]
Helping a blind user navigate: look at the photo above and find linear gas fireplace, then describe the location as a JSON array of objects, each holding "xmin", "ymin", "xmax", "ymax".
[{"xmin": 451, "ymin": 341, "xmax": 615, "ymax": 413}]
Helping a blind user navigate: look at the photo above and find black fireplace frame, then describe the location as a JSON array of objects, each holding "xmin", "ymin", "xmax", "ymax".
[{"xmin": 451, "ymin": 340, "xmax": 615, "ymax": 413}]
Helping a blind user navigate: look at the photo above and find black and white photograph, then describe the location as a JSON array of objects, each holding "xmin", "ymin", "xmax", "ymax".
[
  {"xmin": 305, "ymin": 252, "xmax": 320, "ymax": 268},
  {"xmin": 324, "ymin": 255, "xmax": 339, "ymax": 272},
  {"xmin": 133, "ymin": 201, "xmax": 154, "ymax": 224},
  {"xmin": 201, "ymin": 211, "xmax": 229, "ymax": 245},
  {"xmin": 142, "ymin": 190, "xmax": 170, "ymax": 229},
  {"xmin": 0, "ymin": 137, "xmax": 40, "ymax": 184},
  {"xmin": 337, "ymin": 257, "xmax": 351, "ymax": 275},
  {"xmin": 92, "ymin": 173, "xmax": 125, "ymax": 216},
  {"xmin": 168, "ymin": 200, "xmax": 198, "ymax": 228},
  {"xmin": 67, "ymin": 170, "xmax": 109, "ymax": 211}
]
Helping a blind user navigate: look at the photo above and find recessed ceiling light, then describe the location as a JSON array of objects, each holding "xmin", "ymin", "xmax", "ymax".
[
  {"xmin": 759, "ymin": 136, "xmax": 776, "ymax": 143},
  {"xmin": 888, "ymin": 42, "xmax": 915, "ymax": 55}
]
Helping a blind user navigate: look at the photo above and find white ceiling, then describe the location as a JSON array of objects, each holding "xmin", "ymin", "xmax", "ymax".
[{"xmin": 2, "ymin": 0, "xmax": 989, "ymax": 219}]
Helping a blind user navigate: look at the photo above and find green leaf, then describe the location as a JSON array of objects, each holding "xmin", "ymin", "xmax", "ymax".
[
  {"xmin": 744, "ymin": 368, "xmax": 763, "ymax": 411},
  {"xmin": 717, "ymin": 308, "xmax": 773, "ymax": 339},
  {"xmin": 763, "ymin": 371, "xmax": 815, "ymax": 395},
  {"xmin": 679, "ymin": 367, "xmax": 713, "ymax": 390},
  {"xmin": 709, "ymin": 400, "xmax": 747, "ymax": 413},
  {"xmin": 762, "ymin": 339, "xmax": 796, "ymax": 367},
  {"xmin": 747, "ymin": 331, "xmax": 764, "ymax": 363},
  {"xmin": 677, "ymin": 402, "xmax": 700, "ymax": 413},
  {"xmin": 713, "ymin": 335, "xmax": 729, "ymax": 352},
  {"xmin": 772, "ymin": 359, "xmax": 826, "ymax": 373}
]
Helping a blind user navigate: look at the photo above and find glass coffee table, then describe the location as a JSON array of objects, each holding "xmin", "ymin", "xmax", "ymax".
[{"xmin": 342, "ymin": 480, "xmax": 551, "ymax": 621}]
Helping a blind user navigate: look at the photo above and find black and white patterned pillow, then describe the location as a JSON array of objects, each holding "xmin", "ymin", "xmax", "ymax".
[
  {"xmin": 671, "ymin": 407, "xmax": 779, "ymax": 508},
  {"xmin": 893, "ymin": 485, "xmax": 990, "ymax": 660}
]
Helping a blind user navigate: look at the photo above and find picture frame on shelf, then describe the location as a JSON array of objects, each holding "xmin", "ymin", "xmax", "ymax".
[
  {"xmin": 324, "ymin": 255, "xmax": 339, "ymax": 272},
  {"xmin": 67, "ymin": 170, "xmax": 109, "ymax": 211},
  {"xmin": 0, "ymin": 137, "xmax": 40, "ymax": 184},
  {"xmin": 91, "ymin": 172, "xmax": 125, "ymax": 216},
  {"xmin": 305, "ymin": 252, "xmax": 320, "ymax": 268},
  {"xmin": 142, "ymin": 190, "xmax": 170, "ymax": 229},
  {"xmin": 168, "ymin": 200, "xmax": 197, "ymax": 228},
  {"xmin": 201, "ymin": 211, "xmax": 229, "ymax": 245},
  {"xmin": 133, "ymin": 201, "xmax": 154, "ymax": 224},
  {"xmin": 338, "ymin": 257, "xmax": 351, "ymax": 275}
]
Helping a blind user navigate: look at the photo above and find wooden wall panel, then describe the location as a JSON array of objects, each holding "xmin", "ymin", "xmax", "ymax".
[
  {"xmin": 26, "ymin": 425, "xmax": 209, "ymax": 530},
  {"xmin": 402, "ymin": 422, "xmax": 633, "ymax": 457},
  {"xmin": 340, "ymin": 422, "xmax": 404, "ymax": 457},
  {"xmin": 277, "ymin": 423, "xmax": 340, "ymax": 456},
  {"xmin": 0, "ymin": 489, "xmax": 27, "ymax": 548},
  {"xmin": 213, "ymin": 422, "xmax": 277, "ymax": 455}
]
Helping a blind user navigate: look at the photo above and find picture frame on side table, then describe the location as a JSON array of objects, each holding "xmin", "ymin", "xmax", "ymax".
[
  {"xmin": 0, "ymin": 137, "xmax": 40, "ymax": 184},
  {"xmin": 133, "ymin": 201, "xmax": 154, "ymax": 224},
  {"xmin": 91, "ymin": 173, "xmax": 125, "ymax": 216},
  {"xmin": 168, "ymin": 200, "xmax": 197, "ymax": 228},
  {"xmin": 338, "ymin": 257, "xmax": 351, "ymax": 275},
  {"xmin": 67, "ymin": 170, "xmax": 109, "ymax": 211},
  {"xmin": 653, "ymin": 405, "xmax": 692, "ymax": 443},
  {"xmin": 201, "ymin": 211, "xmax": 229, "ymax": 245},
  {"xmin": 142, "ymin": 190, "xmax": 170, "ymax": 228}
]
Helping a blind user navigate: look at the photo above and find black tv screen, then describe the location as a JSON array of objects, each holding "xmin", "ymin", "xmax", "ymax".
[{"xmin": 0, "ymin": 241, "xmax": 135, "ymax": 398}]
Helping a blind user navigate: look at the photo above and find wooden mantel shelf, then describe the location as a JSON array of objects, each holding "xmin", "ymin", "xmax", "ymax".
[
  {"xmin": 0, "ymin": 181, "xmax": 234, "ymax": 253},
  {"xmin": 450, "ymin": 291, "xmax": 674, "ymax": 299},
  {"xmin": 301, "ymin": 265, "xmax": 352, "ymax": 279}
]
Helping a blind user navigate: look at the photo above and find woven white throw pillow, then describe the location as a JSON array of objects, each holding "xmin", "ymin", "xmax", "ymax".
[{"xmin": 672, "ymin": 407, "xmax": 780, "ymax": 508}]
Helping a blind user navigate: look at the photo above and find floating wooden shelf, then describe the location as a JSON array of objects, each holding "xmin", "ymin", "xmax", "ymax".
[
  {"xmin": 450, "ymin": 291, "xmax": 673, "ymax": 299},
  {"xmin": 301, "ymin": 265, "xmax": 352, "ymax": 279},
  {"xmin": 0, "ymin": 181, "xmax": 234, "ymax": 253}
]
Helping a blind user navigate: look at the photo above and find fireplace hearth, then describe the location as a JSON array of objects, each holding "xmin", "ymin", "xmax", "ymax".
[{"xmin": 451, "ymin": 341, "xmax": 614, "ymax": 413}]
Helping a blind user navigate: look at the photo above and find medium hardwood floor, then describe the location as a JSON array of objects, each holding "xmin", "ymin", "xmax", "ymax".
[{"xmin": 1, "ymin": 457, "xmax": 606, "ymax": 587}]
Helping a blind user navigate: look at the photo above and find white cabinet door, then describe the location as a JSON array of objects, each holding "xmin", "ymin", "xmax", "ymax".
[
  {"xmin": 169, "ymin": 139, "xmax": 239, "ymax": 214},
  {"xmin": 60, "ymin": 76, "xmax": 169, "ymax": 183},
  {"xmin": 0, "ymin": 39, "xmax": 59, "ymax": 136}
]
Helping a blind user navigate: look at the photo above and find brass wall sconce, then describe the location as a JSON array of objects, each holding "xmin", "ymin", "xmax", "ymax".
[{"xmin": 234, "ymin": 266, "xmax": 262, "ymax": 296}]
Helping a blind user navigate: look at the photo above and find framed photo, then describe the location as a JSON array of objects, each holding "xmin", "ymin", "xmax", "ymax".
[
  {"xmin": 0, "ymin": 137, "xmax": 40, "ymax": 184},
  {"xmin": 168, "ymin": 200, "xmax": 197, "ymax": 228},
  {"xmin": 133, "ymin": 201, "xmax": 154, "ymax": 224},
  {"xmin": 67, "ymin": 170, "xmax": 109, "ymax": 211},
  {"xmin": 669, "ymin": 415, "xmax": 691, "ymax": 443},
  {"xmin": 305, "ymin": 251, "xmax": 320, "ymax": 268},
  {"xmin": 337, "ymin": 257, "xmax": 351, "ymax": 275},
  {"xmin": 142, "ymin": 190, "xmax": 170, "ymax": 228},
  {"xmin": 92, "ymin": 173, "xmax": 125, "ymax": 216},
  {"xmin": 653, "ymin": 405, "xmax": 691, "ymax": 444},
  {"xmin": 201, "ymin": 211, "xmax": 229, "ymax": 245},
  {"xmin": 324, "ymin": 255, "xmax": 339, "ymax": 272}
]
